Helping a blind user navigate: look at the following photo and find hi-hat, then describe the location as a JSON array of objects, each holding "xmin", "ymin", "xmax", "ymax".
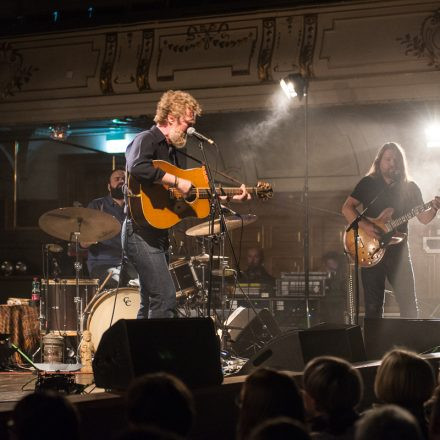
[
  {"xmin": 185, "ymin": 214, "xmax": 257, "ymax": 237},
  {"xmin": 191, "ymin": 254, "xmax": 228, "ymax": 263},
  {"xmin": 212, "ymin": 268, "xmax": 236, "ymax": 277},
  {"xmin": 39, "ymin": 207, "xmax": 121, "ymax": 243}
]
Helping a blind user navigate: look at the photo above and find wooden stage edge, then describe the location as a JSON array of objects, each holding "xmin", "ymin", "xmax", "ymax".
[{"xmin": 0, "ymin": 355, "xmax": 438, "ymax": 440}]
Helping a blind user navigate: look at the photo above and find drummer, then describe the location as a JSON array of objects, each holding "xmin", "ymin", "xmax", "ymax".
[{"xmin": 81, "ymin": 169, "xmax": 137, "ymax": 288}]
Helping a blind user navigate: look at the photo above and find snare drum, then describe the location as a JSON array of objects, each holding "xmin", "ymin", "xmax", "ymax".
[
  {"xmin": 169, "ymin": 259, "xmax": 200, "ymax": 298},
  {"xmin": 43, "ymin": 278, "xmax": 99, "ymax": 334},
  {"xmin": 84, "ymin": 287, "xmax": 140, "ymax": 349}
]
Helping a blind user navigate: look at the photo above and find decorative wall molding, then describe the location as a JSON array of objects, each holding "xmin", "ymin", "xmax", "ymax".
[
  {"xmin": 0, "ymin": 0, "xmax": 439, "ymax": 124},
  {"xmin": 100, "ymin": 32, "xmax": 117, "ymax": 94},
  {"xmin": 398, "ymin": 8, "xmax": 440, "ymax": 69},
  {"xmin": 0, "ymin": 42, "xmax": 38, "ymax": 99}
]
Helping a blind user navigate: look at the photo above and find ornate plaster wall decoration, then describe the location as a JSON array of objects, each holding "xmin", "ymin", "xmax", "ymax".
[
  {"xmin": 100, "ymin": 32, "xmax": 118, "ymax": 94},
  {"xmin": 258, "ymin": 18, "xmax": 276, "ymax": 81},
  {"xmin": 0, "ymin": 42, "xmax": 38, "ymax": 99},
  {"xmin": 137, "ymin": 30, "xmax": 154, "ymax": 91},
  {"xmin": 299, "ymin": 14, "xmax": 318, "ymax": 78},
  {"xmin": 157, "ymin": 21, "xmax": 257, "ymax": 81},
  {"xmin": 398, "ymin": 8, "xmax": 440, "ymax": 69}
]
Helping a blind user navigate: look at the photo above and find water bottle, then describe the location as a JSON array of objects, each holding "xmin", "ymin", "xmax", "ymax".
[{"xmin": 30, "ymin": 277, "xmax": 40, "ymax": 307}]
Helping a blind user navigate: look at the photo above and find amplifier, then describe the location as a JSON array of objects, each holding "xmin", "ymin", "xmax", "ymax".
[
  {"xmin": 276, "ymin": 272, "xmax": 328, "ymax": 297},
  {"xmin": 231, "ymin": 283, "xmax": 272, "ymax": 298}
]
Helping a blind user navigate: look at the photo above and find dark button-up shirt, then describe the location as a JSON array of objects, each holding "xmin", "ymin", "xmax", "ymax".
[
  {"xmin": 86, "ymin": 195, "xmax": 124, "ymax": 271},
  {"xmin": 125, "ymin": 125, "xmax": 181, "ymax": 248}
]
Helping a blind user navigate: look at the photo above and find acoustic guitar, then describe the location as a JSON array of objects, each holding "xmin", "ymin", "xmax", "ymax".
[
  {"xmin": 127, "ymin": 160, "xmax": 273, "ymax": 229},
  {"xmin": 344, "ymin": 200, "xmax": 434, "ymax": 267}
]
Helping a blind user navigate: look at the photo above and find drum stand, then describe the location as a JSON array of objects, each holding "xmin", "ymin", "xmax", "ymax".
[{"xmin": 71, "ymin": 231, "xmax": 84, "ymax": 364}]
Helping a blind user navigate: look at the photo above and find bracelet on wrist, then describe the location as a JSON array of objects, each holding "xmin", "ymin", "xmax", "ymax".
[{"xmin": 174, "ymin": 176, "xmax": 179, "ymax": 188}]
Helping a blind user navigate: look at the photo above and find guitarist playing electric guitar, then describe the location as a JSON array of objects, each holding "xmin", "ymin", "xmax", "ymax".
[
  {"xmin": 122, "ymin": 90, "xmax": 250, "ymax": 320},
  {"xmin": 342, "ymin": 142, "xmax": 440, "ymax": 319}
]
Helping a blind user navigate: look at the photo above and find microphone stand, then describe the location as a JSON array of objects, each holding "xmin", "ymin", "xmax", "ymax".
[
  {"xmin": 196, "ymin": 140, "xmax": 227, "ymax": 320},
  {"xmin": 345, "ymin": 181, "xmax": 391, "ymax": 324},
  {"xmin": 345, "ymin": 207, "xmax": 367, "ymax": 325}
]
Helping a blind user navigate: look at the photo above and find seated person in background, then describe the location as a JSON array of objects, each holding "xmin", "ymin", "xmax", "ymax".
[
  {"xmin": 82, "ymin": 169, "xmax": 136, "ymax": 288},
  {"xmin": 355, "ymin": 405, "xmax": 423, "ymax": 440},
  {"xmin": 302, "ymin": 356, "xmax": 363, "ymax": 439},
  {"xmin": 240, "ymin": 247, "xmax": 275, "ymax": 290}
]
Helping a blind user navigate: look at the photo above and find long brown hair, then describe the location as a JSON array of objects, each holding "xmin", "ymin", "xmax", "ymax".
[{"xmin": 367, "ymin": 142, "xmax": 409, "ymax": 182}]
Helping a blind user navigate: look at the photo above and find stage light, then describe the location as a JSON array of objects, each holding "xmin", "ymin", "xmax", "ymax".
[
  {"xmin": 280, "ymin": 73, "xmax": 308, "ymax": 101},
  {"xmin": 49, "ymin": 125, "xmax": 70, "ymax": 141},
  {"xmin": 425, "ymin": 123, "xmax": 440, "ymax": 148}
]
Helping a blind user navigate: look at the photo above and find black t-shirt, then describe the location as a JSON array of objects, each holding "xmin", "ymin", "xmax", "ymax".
[{"xmin": 351, "ymin": 175, "xmax": 423, "ymax": 233}]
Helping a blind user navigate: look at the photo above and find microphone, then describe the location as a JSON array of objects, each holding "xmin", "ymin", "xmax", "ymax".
[
  {"xmin": 220, "ymin": 204, "xmax": 237, "ymax": 216},
  {"xmin": 45, "ymin": 243, "xmax": 63, "ymax": 253},
  {"xmin": 187, "ymin": 127, "xmax": 215, "ymax": 145}
]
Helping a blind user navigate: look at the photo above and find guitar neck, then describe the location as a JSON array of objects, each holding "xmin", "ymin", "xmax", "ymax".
[
  {"xmin": 387, "ymin": 200, "xmax": 434, "ymax": 230},
  {"xmin": 170, "ymin": 187, "xmax": 257, "ymax": 199}
]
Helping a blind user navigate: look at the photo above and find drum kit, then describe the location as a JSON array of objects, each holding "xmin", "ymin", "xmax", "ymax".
[{"xmin": 36, "ymin": 205, "xmax": 258, "ymax": 361}]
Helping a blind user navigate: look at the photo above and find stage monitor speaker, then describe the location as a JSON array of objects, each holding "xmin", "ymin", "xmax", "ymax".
[
  {"xmin": 240, "ymin": 323, "xmax": 366, "ymax": 374},
  {"xmin": 92, "ymin": 318, "xmax": 223, "ymax": 390},
  {"xmin": 227, "ymin": 307, "xmax": 281, "ymax": 358},
  {"xmin": 364, "ymin": 318, "xmax": 440, "ymax": 360}
]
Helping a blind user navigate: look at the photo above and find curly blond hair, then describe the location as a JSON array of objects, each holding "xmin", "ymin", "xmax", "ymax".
[{"xmin": 154, "ymin": 90, "xmax": 202, "ymax": 125}]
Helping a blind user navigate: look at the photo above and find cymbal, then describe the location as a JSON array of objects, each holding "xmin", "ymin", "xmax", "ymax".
[
  {"xmin": 186, "ymin": 214, "xmax": 257, "ymax": 237},
  {"xmin": 39, "ymin": 207, "xmax": 121, "ymax": 243}
]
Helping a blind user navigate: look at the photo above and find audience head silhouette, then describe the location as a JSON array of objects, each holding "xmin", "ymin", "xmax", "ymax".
[
  {"xmin": 237, "ymin": 368, "xmax": 305, "ymax": 440},
  {"xmin": 375, "ymin": 348, "xmax": 435, "ymax": 408},
  {"xmin": 303, "ymin": 356, "xmax": 363, "ymax": 436},
  {"xmin": 125, "ymin": 372, "xmax": 195, "ymax": 438},
  {"xmin": 11, "ymin": 391, "xmax": 80, "ymax": 440},
  {"xmin": 355, "ymin": 404, "xmax": 423, "ymax": 440},
  {"xmin": 249, "ymin": 416, "xmax": 310, "ymax": 440}
]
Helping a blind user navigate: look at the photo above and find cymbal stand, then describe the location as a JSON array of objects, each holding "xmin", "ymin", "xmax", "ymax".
[{"xmin": 71, "ymin": 231, "xmax": 83, "ymax": 363}]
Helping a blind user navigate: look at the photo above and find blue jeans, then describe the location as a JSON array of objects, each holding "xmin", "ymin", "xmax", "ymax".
[
  {"xmin": 121, "ymin": 219, "xmax": 176, "ymax": 318},
  {"xmin": 361, "ymin": 241, "xmax": 418, "ymax": 318}
]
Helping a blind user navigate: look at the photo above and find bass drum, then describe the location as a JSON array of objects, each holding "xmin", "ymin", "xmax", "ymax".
[{"xmin": 84, "ymin": 287, "xmax": 140, "ymax": 350}]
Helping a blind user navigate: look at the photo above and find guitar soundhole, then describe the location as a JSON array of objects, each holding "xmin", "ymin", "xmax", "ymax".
[{"xmin": 174, "ymin": 201, "xmax": 187, "ymax": 213}]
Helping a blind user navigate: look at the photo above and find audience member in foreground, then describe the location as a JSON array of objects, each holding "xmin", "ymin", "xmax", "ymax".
[
  {"xmin": 113, "ymin": 426, "xmax": 184, "ymax": 440},
  {"xmin": 236, "ymin": 368, "xmax": 305, "ymax": 440},
  {"xmin": 428, "ymin": 385, "xmax": 440, "ymax": 440},
  {"xmin": 249, "ymin": 416, "xmax": 311, "ymax": 440},
  {"xmin": 374, "ymin": 348, "xmax": 435, "ymax": 439},
  {"xmin": 302, "ymin": 356, "xmax": 363, "ymax": 439},
  {"xmin": 125, "ymin": 372, "xmax": 195, "ymax": 438},
  {"xmin": 10, "ymin": 391, "xmax": 80, "ymax": 440},
  {"xmin": 355, "ymin": 404, "xmax": 423, "ymax": 440}
]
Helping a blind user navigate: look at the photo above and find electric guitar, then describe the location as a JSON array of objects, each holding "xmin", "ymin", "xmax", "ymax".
[
  {"xmin": 344, "ymin": 200, "xmax": 435, "ymax": 268},
  {"xmin": 127, "ymin": 160, "xmax": 273, "ymax": 229}
]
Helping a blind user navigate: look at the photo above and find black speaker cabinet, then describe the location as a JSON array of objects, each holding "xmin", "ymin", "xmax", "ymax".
[
  {"xmin": 228, "ymin": 308, "xmax": 281, "ymax": 358},
  {"xmin": 240, "ymin": 323, "xmax": 366, "ymax": 374},
  {"xmin": 364, "ymin": 318, "xmax": 440, "ymax": 360},
  {"xmin": 92, "ymin": 318, "xmax": 223, "ymax": 390}
]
